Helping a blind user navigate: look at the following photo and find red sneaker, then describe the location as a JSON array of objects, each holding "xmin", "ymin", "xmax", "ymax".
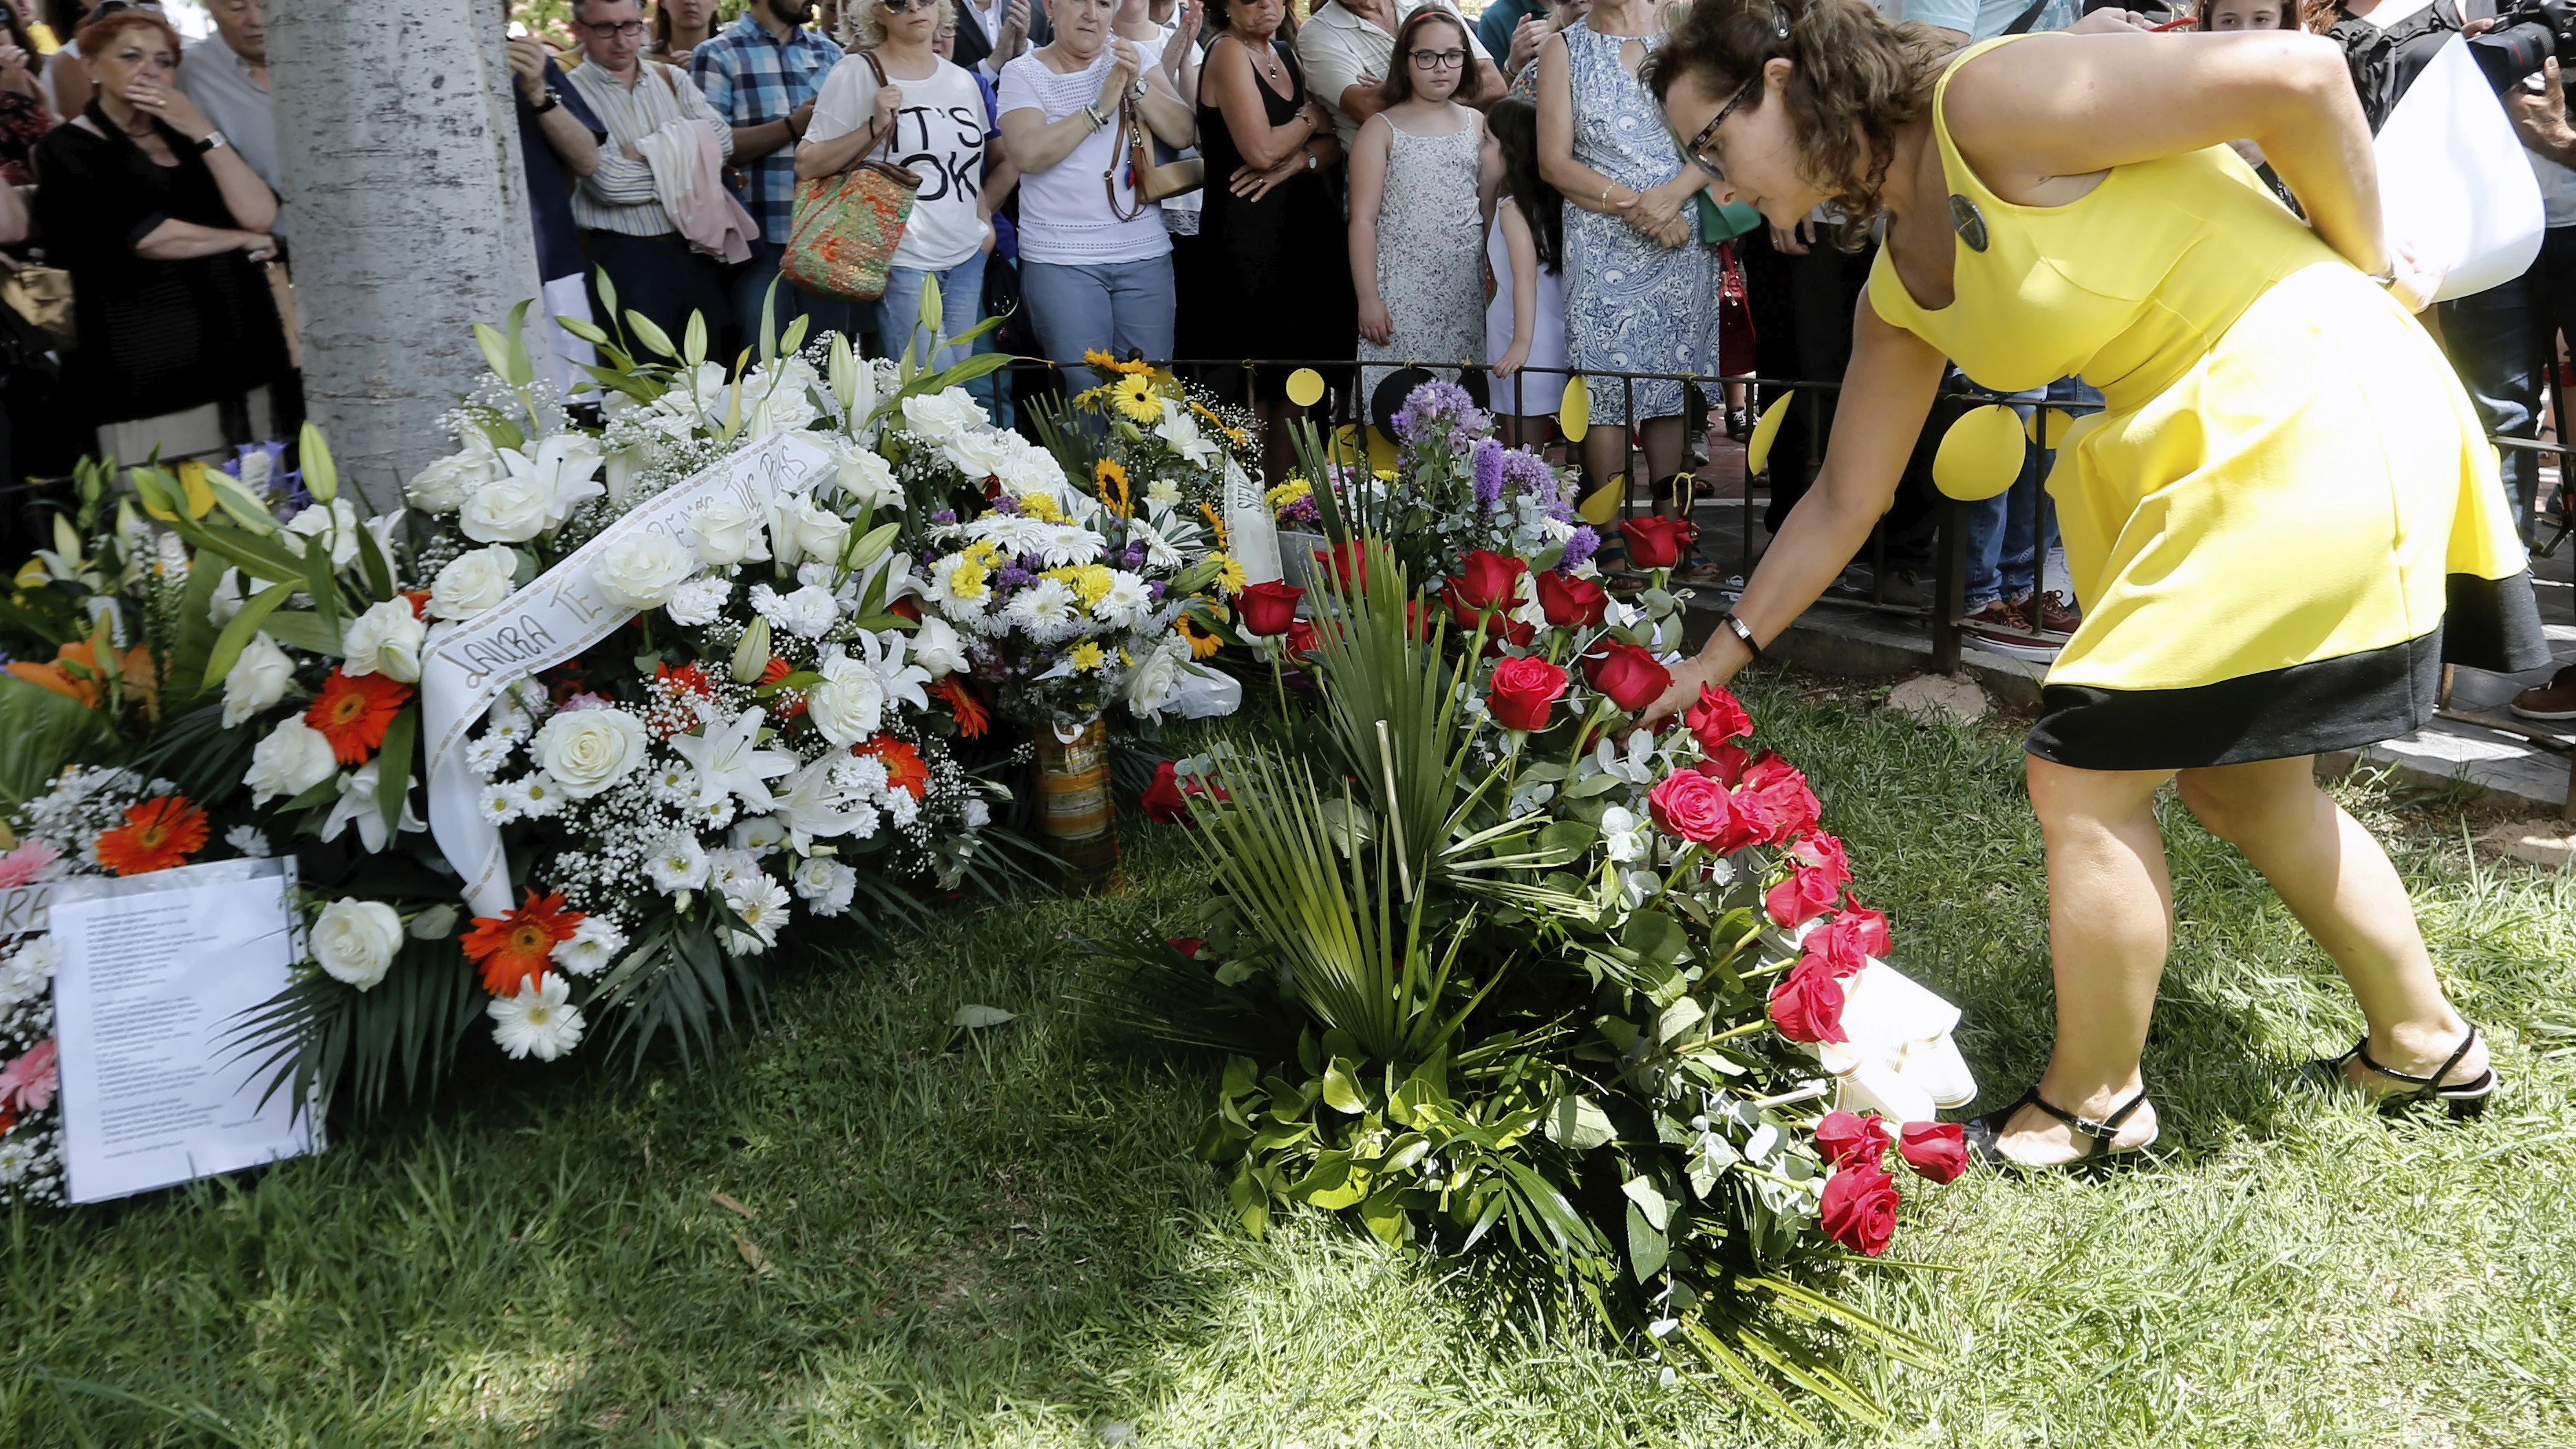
[
  {"xmin": 2509, "ymin": 665, "xmax": 2576, "ymax": 722},
  {"xmin": 2032, "ymin": 590, "xmax": 2082, "ymax": 640}
]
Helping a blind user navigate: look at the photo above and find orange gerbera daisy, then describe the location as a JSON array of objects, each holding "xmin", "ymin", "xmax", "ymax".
[
  {"xmin": 932, "ymin": 677, "xmax": 989, "ymax": 740},
  {"xmin": 305, "ymin": 668, "xmax": 412, "ymax": 766},
  {"xmin": 94, "ymin": 795, "xmax": 208, "ymax": 877},
  {"xmin": 461, "ymin": 889, "xmax": 585, "ymax": 997},
  {"xmin": 855, "ymin": 734, "xmax": 930, "ymax": 797}
]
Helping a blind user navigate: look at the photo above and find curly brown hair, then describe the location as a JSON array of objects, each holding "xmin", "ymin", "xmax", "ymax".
[{"xmin": 1640, "ymin": 0, "xmax": 1950, "ymax": 250}]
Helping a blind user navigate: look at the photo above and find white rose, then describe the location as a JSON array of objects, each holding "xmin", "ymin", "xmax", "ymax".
[
  {"xmin": 245, "ymin": 715, "xmax": 339, "ymax": 805},
  {"xmin": 407, "ymin": 436, "xmax": 500, "ymax": 513},
  {"xmin": 830, "ymin": 443, "xmax": 899, "ymax": 512},
  {"xmin": 311, "ymin": 898, "xmax": 403, "ymax": 990},
  {"xmin": 691, "ymin": 498, "xmax": 769, "ymax": 568},
  {"xmin": 1124, "ymin": 639, "xmax": 1185, "ymax": 720},
  {"xmin": 792, "ymin": 857, "xmax": 857, "ymax": 916},
  {"xmin": 900, "ymin": 387, "xmax": 985, "ymax": 444},
  {"xmin": 777, "ymin": 497, "xmax": 850, "ymax": 570},
  {"xmin": 943, "ymin": 428, "xmax": 1016, "ymax": 482},
  {"xmin": 592, "ymin": 532, "xmax": 696, "ymax": 613},
  {"xmin": 752, "ymin": 582, "xmax": 840, "ymax": 639},
  {"xmin": 458, "ymin": 471, "xmax": 552, "ymax": 543},
  {"xmin": 664, "ymin": 575, "xmax": 732, "ymax": 627},
  {"xmin": 531, "ymin": 707, "xmax": 648, "ymax": 799},
  {"xmin": 910, "ymin": 615, "xmax": 965, "ymax": 678},
  {"xmin": 806, "ymin": 651, "xmax": 887, "ymax": 746},
  {"xmin": 286, "ymin": 498, "xmax": 362, "ymax": 566},
  {"xmin": 220, "ymin": 630, "xmax": 294, "ymax": 729},
  {"xmin": 341, "ymin": 598, "xmax": 427, "ymax": 683},
  {"xmin": 430, "ymin": 545, "xmax": 521, "ymax": 621}
]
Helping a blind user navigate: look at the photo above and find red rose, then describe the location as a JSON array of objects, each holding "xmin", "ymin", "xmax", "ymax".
[
  {"xmin": 1684, "ymin": 686, "xmax": 1753, "ymax": 753},
  {"xmin": 1141, "ymin": 760, "xmax": 1190, "ymax": 824},
  {"xmin": 1840, "ymin": 904, "xmax": 1891, "ymax": 957},
  {"xmin": 1285, "ymin": 620, "xmax": 1322, "ymax": 661},
  {"xmin": 1803, "ymin": 915, "xmax": 1875, "ymax": 976},
  {"xmin": 1786, "ymin": 829, "xmax": 1851, "ymax": 888},
  {"xmin": 1448, "ymin": 550, "xmax": 1526, "ymax": 614},
  {"xmin": 1486, "ymin": 655, "xmax": 1568, "ymax": 731},
  {"xmin": 1814, "ymin": 1110, "xmax": 1891, "ymax": 1172},
  {"xmin": 1738, "ymin": 756, "xmax": 1821, "ymax": 844},
  {"xmin": 1768, "ymin": 958, "xmax": 1849, "ymax": 1043},
  {"xmin": 1898, "ymin": 1121, "xmax": 1968, "ymax": 1185},
  {"xmin": 1819, "ymin": 1161, "xmax": 1900, "ymax": 1256},
  {"xmin": 1647, "ymin": 769, "xmax": 1733, "ymax": 844},
  {"xmin": 1764, "ymin": 863, "xmax": 1843, "ymax": 929},
  {"xmin": 1316, "ymin": 541, "xmax": 1367, "ymax": 590},
  {"xmin": 1534, "ymin": 569, "xmax": 1609, "ymax": 627},
  {"xmin": 1236, "ymin": 580, "xmax": 1304, "ymax": 637},
  {"xmin": 1487, "ymin": 616, "xmax": 1537, "ymax": 652},
  {"xmin": 1439, "ymin": 583, "xmax": 1484, "ymax": 631},
  {"xmin": 1166, "ymin": 936, "xmax": 1206, "ymax": 959},
  {"xmin": 1582, "ymin": 642, "xmax": 1672, "ymax": 712},
  {"xmin": 1696, "ymin": 742, "xmax": 1750, "ymax": 788},
  {"xmin": 1618, "ymin": 515, "xmax": 1695, "ymax": 569}
]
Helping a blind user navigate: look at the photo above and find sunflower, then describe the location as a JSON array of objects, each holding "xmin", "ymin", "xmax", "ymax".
[
  {"xmin": 854, "ymin": 735, "xmax": 930, "ymax": 797},
  {"xmin": 1108, "ymin": 374, "xmax": 1163, "ymax": 422},
  {"xmin": 1177, "ymin": 614, "xmax": 1222, "ymax": 660},
  {"xmin": 1095, "ymin": 458, "xmax": 1132, "ymax": 517},
  {"xmin": 462, "ymin": 889, "xmax": 586, "ymax": 997},
  {"xmin": 93, "ymin": 795, "xmax": 208, "ymax": 877},
  {"xmin": 306, "ymin": 668, "xmax": 413, "ymax": 766}
]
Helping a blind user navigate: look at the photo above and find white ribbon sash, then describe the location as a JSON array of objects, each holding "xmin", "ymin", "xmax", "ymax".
[{"xmin": 421, "ymin": 432, "xmax": 837, "ymax": 916}]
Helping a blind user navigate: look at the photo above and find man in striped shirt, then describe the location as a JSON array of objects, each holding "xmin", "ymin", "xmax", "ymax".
[
  {"xmin": 565, "ymin": 0, "xmax": 738, "ymax": 349},
  {"xmin": 692, "ymin": 0, "xmax": 855, "ymax": 343}
]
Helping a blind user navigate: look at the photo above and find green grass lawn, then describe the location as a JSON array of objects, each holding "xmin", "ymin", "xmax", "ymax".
[{"xmin": 7, "ymin": 678, "xmax": 2575, "ymax": 1448}]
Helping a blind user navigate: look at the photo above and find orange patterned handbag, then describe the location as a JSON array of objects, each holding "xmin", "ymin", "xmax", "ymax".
[{"xmin": 782, "ymin": 52, "xmax": 922, "ymax": 304}]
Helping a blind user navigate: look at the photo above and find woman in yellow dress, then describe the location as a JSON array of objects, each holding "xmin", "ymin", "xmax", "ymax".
[{"xmin": 1635, "ymin": 0, "xmax": 2549, "ymax": 1168}]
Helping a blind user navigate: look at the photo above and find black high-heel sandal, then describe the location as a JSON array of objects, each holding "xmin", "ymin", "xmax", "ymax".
[
  {"xmin": 1964, "ymin": 1084, "xmax": 2157, "ymax": 1170},
  {"xmin": 2315, "ymin": 1026, "xmax": 2498, "ymax": 1119}
]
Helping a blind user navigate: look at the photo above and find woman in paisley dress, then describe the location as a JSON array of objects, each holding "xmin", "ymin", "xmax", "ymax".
[
  {"xmin": 1536, "ymin": 0, "xmax": 1716, "ymax": 524},
  {"xmin": 1349, "ymin": 8, "xmax": 1489, "ymax": 399}
]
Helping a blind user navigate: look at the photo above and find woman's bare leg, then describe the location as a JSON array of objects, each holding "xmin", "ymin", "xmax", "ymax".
[{"xmin": 2174, "ymin": 755, "xmax": 2483, "ymax": 1090}]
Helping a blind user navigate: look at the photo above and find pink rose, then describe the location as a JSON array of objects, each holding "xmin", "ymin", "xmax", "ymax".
[{"xmin": 1899, "ymin": 1121, "xmax": 1968, "ymax": 1184}]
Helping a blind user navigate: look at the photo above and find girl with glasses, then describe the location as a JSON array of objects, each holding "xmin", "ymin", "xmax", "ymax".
[
  {"xmin": 1349, "ymin": 8, "xmax": 1485, "ymax": 402},
  {"xmin": 1636, "ymin": 0, "xmax": 2546, "ymax": 1167}
]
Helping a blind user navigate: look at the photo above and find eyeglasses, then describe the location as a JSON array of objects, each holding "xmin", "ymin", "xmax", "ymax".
[
  {"xmin": 1408, "ymin": 47, "xmax": 1468, "ymax": 69},
  {"xmin": 882, "ymin": 0, "xmax": 930, "ymax": 12},
  {"xmin": 1678, "ymin": 73, "xmax": 1759, "ymax": 182},
  {"xmin": 579, "ymin": 18, "xmax": 647, "ymax": 36}
]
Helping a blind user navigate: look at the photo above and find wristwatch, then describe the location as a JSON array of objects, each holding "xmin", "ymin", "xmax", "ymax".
[
  {"xmin": 532, "ymin": 88, "xmax": 561, "ymax": 116},
  {"xmin": 1303, "ymin": 152, "xmax": 1318, "ymax": 173},
  {"xmin": 1082, "ymin": 101, "xmax": 1108, "ymax": 131},
  {"xmin": 1127, "ymin": 74, "xmax": 1148, "ymax": 101},
  {"xmin": 195, "ymin": 130, "xmax": 227, "ymax": 155}
]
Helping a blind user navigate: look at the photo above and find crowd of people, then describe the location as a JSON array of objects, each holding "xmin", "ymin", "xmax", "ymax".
[{"xmin": 0, "ymin": 0, "xmax": 2570, "ymax": 712}]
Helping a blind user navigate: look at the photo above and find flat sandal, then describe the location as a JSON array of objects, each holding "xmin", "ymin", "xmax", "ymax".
[
  {"xmin": 2315, "ymin": 1024, "xmax": 2498, "ymax": 1119},
  {"xmin": 1964, "ymin": 1084, "xmax": 2157, "ymax": 1170}
]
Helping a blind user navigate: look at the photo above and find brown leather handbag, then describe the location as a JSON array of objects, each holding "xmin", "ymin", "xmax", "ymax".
[{"xmin": 1106, "ymin": 100, "xmax": 1201, "ymax": 219}]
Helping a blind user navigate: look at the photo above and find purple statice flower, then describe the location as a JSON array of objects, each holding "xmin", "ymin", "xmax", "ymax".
[
  {"xmin": 990, "ymin": 494, "xmax": 1021, "ymax": 515},
  {"xmin": 1148, "ymin": 580, "xmax": 1169, "ymax": 600},
  {"xmin": 1120, "ymin": 546, "xmax": 1146, "ymax": 570},
  {"xmin": 932, "ymin": 509, "xmax": 958, "ymax": 525},
  {"xmin": 1018, "ymin": 553, "xmax": 1044, "ymax": 572},
  {"xmin": 1471, "ymin": 438, "xmax": 1508, "ymax": 511},
  {"xmin": 1389, "ymin": 378, "xmax": 1488, "ymax": 442},
  {"xmin": 1559, "ymin": 524, "xmax": 1600, "ymax": 572},
  {"xmin": 996, "ymin": 566, "xmax": 1034, "ymax": 590},
  {"xmin": 1278, "ymin": 493, "xmax": 1320, "ymax": 526}
]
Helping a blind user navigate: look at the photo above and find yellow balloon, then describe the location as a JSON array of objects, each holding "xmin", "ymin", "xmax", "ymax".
[
  {"xmin": 1331, "ymin": 422, "xmax": 1367, "ymax": 471},
  {"xmin": 1285, "ymin": 367, "xmax": 1326, "ymax": 409},
  {"xmin": 1365, "ymin": 425, "xmax": 1398, "ymax": 473},
  {"xmin": 1933, "ymin": 404, "xmax": 2030, "ymax": 502},
  {"xmin": 1577, "ymin": 471, "xmax": 1626, "ymax": 527},
  {"xmin": 1744, "ymin": 390, "xmax": 1796, "ymax": 476},
  {"xmin": 2024, "ymin": 406, "xmax": 2073, "ymax": 449},
  {"xmin": 1558, "ymin": 374, "xmax": 1589, "ymax": 442},
  {"xmin": 14, "ymin": 557, "xmax": 47, "ymax": 589}
]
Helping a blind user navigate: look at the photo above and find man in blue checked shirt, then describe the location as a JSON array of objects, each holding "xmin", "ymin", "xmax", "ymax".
[{"xmin": 693, "ymin": 0, "xmax": 859, "ymax": 345}]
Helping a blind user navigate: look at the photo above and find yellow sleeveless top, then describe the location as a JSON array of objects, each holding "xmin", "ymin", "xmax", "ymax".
[{"xmin": 1863, "ymin": 36, "xmax": 2539, "ymax": 769}]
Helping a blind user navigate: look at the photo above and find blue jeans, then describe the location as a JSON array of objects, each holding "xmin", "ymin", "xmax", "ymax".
[
  {"xmin": 733, "ymin": 239, "xmax": 863, "ymax": 355},
  {"xmin": 1021, "ymin": 254, "xmax": 1175, "ymax": 396},
  {"xmin": 877, "ymin": 251, "xmax": 989, "ymax": 376},
  {"xmin": 2436, "ymin": 266, "xmax": 2544, "ymax": 544},
  {"xmin": 1962, "ymin": 377, "xmax": 2090, "ymax": 611}
]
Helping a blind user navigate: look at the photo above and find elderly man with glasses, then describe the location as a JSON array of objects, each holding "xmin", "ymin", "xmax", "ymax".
[{"xmin": 563, "ymin": 0, "xmax": 739, "ymax": 347}]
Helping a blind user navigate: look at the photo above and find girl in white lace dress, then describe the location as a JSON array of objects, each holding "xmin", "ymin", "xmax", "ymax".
[{"xmin": 1348, "ymin": 8, "xmax": 1488, "ymax": 400}]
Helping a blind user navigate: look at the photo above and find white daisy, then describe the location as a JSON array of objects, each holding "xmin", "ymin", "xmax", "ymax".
[
  {"xmin": 465, "ymin": 733, "xmax": 516, "ymax": 779},
  {"xmin": 507, "ymin": 773, "xmax": 566, "ymax": 820},
  {"xmin": 477, "ymin": 782, "xmax": 522, "ymax": 824},
  {"xmin": 550, "ymin": 916, "xmax": 628, "ymax": 977},
  {"xmin": 1092, "ymin": 572, "xmax": 1153, "ymax": 628},
  {"xmin": 707, "ymin": 846, "xmax": 762, "ymax": 895},
  {"xmin": 647, "ymin": 762, "xmax": 700, "ymax": 806},
  {"xmin": 224, "ymin": 824, "xmax": 272, "ymax": 858},
  {"xmin": 1004, "ymin": 577, "xmax": 1081, "ymax": 645},
  {"xmin": 722, "ymin": 872, "xmax": 792, "ymax": 954},
  {"xmin": 487, "ymin": 974, "xmax": 586, "ymax": 1061}
]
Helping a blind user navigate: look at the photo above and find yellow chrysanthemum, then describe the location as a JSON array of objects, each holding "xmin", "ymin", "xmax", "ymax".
[
  {"xmin": 1069, "ymin": 641, "xmax": 1107, "ymax": 672},
  {"xmin": 1264, "ymin": 479, "xmax": 1312, "ymax": 511},
  {"xmin": 1373, "ymin": 468, "xmax": 1398, "ymax": 483},
  {"xmin": 1044, "ymin": 564, "xmax": 1116, "ymax": 610},
  {"xmin": 1109, "ymin": 374, "xmax": 1163, "ymax": 422},
  {"xmin": 1016, "ymin": 491, "xmax": 1063, "ymax": 523}
]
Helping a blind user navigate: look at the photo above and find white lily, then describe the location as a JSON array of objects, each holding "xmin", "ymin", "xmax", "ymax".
[
  {"xmin": 667, "ymin": 707, "xmax": 799, "ymax": 813},
  {"xmin": 319, "ymin": 760, "xmax": 427, "ymax": 854}
]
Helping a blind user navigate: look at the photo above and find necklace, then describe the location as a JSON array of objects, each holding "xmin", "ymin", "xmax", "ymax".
[{"xmin": 1237, "ymin": 31, "xmax": 1280, "ymax": 77}]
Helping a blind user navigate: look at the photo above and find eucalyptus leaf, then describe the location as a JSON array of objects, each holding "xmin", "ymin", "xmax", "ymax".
[{"xmin": 949, "ymin": 1004, "xmax": 1016, "ymax": 1029}]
